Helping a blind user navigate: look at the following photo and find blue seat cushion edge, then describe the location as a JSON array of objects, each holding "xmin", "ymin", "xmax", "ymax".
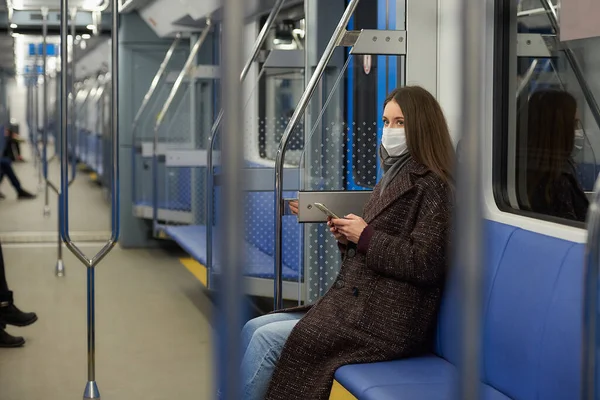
[
  {"xmin": 163, "ymin": 224, "xmax": 300, "ymax": 280},
  {"xmin": 334, "ymin": 355, "xmax": 510, "ymax": 400}
]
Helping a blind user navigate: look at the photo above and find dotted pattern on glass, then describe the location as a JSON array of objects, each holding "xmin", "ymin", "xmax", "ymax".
[{"xmin": 300, "ymin": 119, "xmax": 379, "ymax": 303}]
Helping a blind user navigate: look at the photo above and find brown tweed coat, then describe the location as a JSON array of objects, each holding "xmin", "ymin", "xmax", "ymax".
[{"xmin": 265, "ymin": 158, "xmax": 452, "ymax": 400}]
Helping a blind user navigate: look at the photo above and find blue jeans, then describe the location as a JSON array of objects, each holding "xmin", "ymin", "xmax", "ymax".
[
  {"xmin": 0, "ymin": 158, "xmax": 21, "ymax": 192},
  {"xmin": 241, "ymin": 312, "xmax": 305, "ymax": 400}
]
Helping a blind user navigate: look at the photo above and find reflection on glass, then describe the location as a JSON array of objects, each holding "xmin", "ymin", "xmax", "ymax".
[
  {"xmin": 505, "ymin": 0, "xmax": 600, "ymax": 224},
  {"xmin": 517, "ymin": 90, "xmax": 589, "ymax": 222}
]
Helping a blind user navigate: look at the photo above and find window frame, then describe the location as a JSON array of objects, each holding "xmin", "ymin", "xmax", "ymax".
[{"xmin": 492, "ymin": 0, "xmax": 587, "ymax": 229}]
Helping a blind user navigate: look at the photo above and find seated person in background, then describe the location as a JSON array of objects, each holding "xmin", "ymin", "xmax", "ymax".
[
  {"xmin": 519, "ymin": 89, "xmax": 589, "ymax": 222},
  {"xmin": 0, "ymin": 127, "xmax": 35, "ymax": 200},
  {"xmin": 0, "ymin": 241, "xmax": 38, "ymax": 347},
  {"xmin": 242, "ymin": 86, "xmax": 454, "ymax": 400}
]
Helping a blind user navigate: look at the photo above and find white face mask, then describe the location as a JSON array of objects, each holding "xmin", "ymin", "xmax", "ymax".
[
  {"xmin": 382, "ymin": 127, "xmax": 408, "ymax": 157},
  {"xmin": 574, "ymin": 129, "xmax": 584, "ymax": 152}
]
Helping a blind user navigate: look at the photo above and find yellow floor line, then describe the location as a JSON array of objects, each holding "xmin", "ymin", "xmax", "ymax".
[
  {"xmin": 329, "ymin": 380, "xmax": 357, "ymax": 400},
  {"xmin": 179, "ymin": 257, "xmax": 208, "ymax": 287}
]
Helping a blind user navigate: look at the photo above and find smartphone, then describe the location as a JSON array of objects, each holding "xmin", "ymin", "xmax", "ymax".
[{"xmin": 313, "ymin": 203, "xmax": 341, "ymax": 219}]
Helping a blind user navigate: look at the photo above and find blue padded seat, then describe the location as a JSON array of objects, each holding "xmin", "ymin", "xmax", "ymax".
[
  {"xmin": 134, "ymin": 167, "xmax": 193, "ymax": 212},
  {"xmin": 160, "ymin": 161, "xmax": 304, "ymax": 281},
  {"xmin": 164, "ymin": 224, "xmax": 300, "ymax": 280},
  {"xmin": 334, "ymin": 220, "xmax": 584, "ymax": 400},
  {"xmin": 244, "ymin": 191, "xmax": 303, "ymax": 272}
]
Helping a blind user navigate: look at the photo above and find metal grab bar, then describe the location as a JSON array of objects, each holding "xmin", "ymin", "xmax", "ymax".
[
  {"xmin": 456, "ymin": 0, "xmax": 485, "ymax": 398},
  {"xmin": 540, "ymin": 0, "xmax": 600, "ymax": 132},
  {"xmin": 151, "ymin": 24, "xmax": 212, "ymax": 235},
  {"xmin": 517, "ymin": 5, "xmax": 557, "ymax": 17},
  {"xmin": 582, "ymin": 175, "xmax": 600, "ymax": 400},
  {"xmin": 132, "ymin": 34, "xmax": 182, "ymax": 132},
  {"xmin": 516, "ymin": 59, "xmax": 538, "ymax": 99},
  {"xmin": 69, "ymin": 7, "xmax": 78, "ymax": 186},
  {"xmin": 131, "ymin": 33, "xmax": 181, "ymax": 209},
  {"xmin": 154, "ymin": 26, "xmax": 212, "ymax": 133},
  {"xmin": 41, "ymin": 6, "xmax": 55, "ymax": 217},
  {"xmin": 59, "ymin": 0, "xmax": 120, "ymax": 396},
  {"xmin": 206, "ymin": 0, "xmax": 287, "ymax": 290},
  {"xmin": 273, "ymin": 0, "xmax": 361, "ymax": 310}
]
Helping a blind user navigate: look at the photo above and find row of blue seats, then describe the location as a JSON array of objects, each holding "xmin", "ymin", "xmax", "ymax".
[
  {"xmin": 333, "ymin": 220, "xmax": 584, "ymax": 399},
  {"xmin": 162, "ymin": 188, "xmax": 303, "ymax": 281},
  {"xmin": 75, "ymin": 129, "xmax": 104, "ymax": 177},
  {"xmin": 133, "ymin": 165, "xmax": 192, "ymax": 211},
  {"xmin": 131, "ymin": 154, "xmax": 304, "ymax": 282}
]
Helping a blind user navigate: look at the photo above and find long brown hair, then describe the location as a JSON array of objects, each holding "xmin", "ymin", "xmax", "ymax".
[
  {"xmin": 524, "ymin": 90, "xmax": 577, "ymax": 204},
  {"xmin": 384, "ymin": 86, "xmax": 455, "ymax": 185}
]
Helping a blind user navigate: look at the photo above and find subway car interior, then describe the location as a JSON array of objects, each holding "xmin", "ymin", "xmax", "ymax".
[{"xmin": 0, "ymin": 0, "xmax": 598, "ymax": 399}]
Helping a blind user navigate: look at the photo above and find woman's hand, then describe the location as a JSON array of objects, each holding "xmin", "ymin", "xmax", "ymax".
[
  {"xmin": 327, "ymin": 217, "xmax": 348, "ymax": 245},
  {"xmin": 332, "ymin": 214, "xmax": 368, "ymax": 244},
  {"xmin": 289, "ymin": 200, "xmax": 299, "ymax": 216}
]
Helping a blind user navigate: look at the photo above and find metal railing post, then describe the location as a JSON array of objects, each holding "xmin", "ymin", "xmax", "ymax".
[
  {"xmin": 69, "ymin": 7, "xmax": 78, "ymax": 185},
  {"xmin": 60, "ymin": 0, "xmax": 120, "ymax": 396},
  {"xmin": 206, "ymin": 0, "xmax": 287, "ymax": 290},
  {"xmin": 456, "ymin": 0, "xmax": 485, "ymax": 399},
  {"xmin": 152, "ymin": 23, "xmax": 212, "ymax": 235},
  {"xmin": 218, "ymin": 0, "xmax": 244, "ymax": 397},
  {"xmin": 130, "ymin": 33, "xmax": 181, "ymax": 210},
  {"xmin": 273, "ymin": 0, "xmax": 360, "ymax": 310},
  {"xmin": 41, "ymin": 6, "xmax": 53, "ymax": 217}
]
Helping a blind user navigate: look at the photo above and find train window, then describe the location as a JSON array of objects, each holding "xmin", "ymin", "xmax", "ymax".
[{"xmin": 494, "ymin": 0, "xmax": 600, "ymax": 226}]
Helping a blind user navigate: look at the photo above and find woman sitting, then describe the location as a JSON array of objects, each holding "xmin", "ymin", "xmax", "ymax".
[{"xmin": 243, "ymin": 86, "xmax": 455, "ymax": 400}]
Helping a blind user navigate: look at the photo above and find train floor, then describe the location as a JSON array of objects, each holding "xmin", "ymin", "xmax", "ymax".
[{"xmin": 0, "ymin": 147, "xmax": 215, "ymax": 399}]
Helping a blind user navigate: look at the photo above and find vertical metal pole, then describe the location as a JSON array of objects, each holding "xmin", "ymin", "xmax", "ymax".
[
  {"xmin": 218, "ymin": 0, "xmax": 244, "ymax": 398},
  {"xmin": 302, "ymin": 0, "xmax": 310, "ymax": 305},
  {"xmin": 56, "ymin": 7, "xmax": 78, "ymax": 278},
  {"xmin": 456, "ymin": 0, "xmax": 485, "ymax": 399},
  {"xmin": 70, "ymin": 7, "xmax": 78, "ymax": 184},
  {"xmin": 42, "ymin": 7, "xmax": 50, "ymax": 217},
  {"xmin": 583, "ymin": 181, "xmax": 600, "ymax": 400}
]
